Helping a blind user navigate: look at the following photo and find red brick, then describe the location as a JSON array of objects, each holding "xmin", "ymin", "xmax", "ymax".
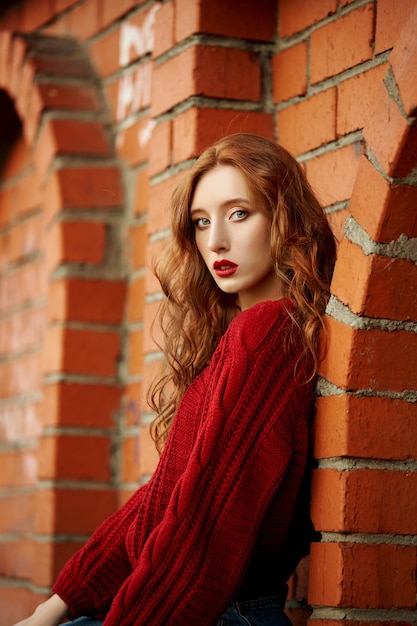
[
  {"xmin": 375, "ymin": 0, "xmax": 417, "ymax": 55},
  {"xmin": 106, "ymin": 61, "xmax": 152, "ymax": 122},
  {"xmin": 305, "ymin": 143, "xmax": 362, "ymax": 206},
  {"xmin": 272, "ymin": 43, "xmax": 308, "ymax": 103},
  {"xmin": 127, "ymin": 275, "xmax": 146, "ymax": 322},
  {"xmin": 312, "ymin": 468, "xmax": 417, "ymax": 535},
  {"xmin": 0, "ymin": 449, "xmax": 38, "ymax": 488},
  {"xmin": 145, "ymin": 238, "xmax": 166, "ymax": 295},
  {"xmin": 151, "ymin": 46, "xmax": 261, "ymax": 118},
  {"xmin": 121, "ymin": 435, "xmax": 141, "ymax": 483},
  {"xmin": 0, "ymin": 260, "xmax": 46, "ymax": 312},
  {"xmin": 176, "ymin": 0, "xmax": 276, "ymax": 42},
  {"xmin": 332, "ymin": 239, "xmax": 417, "ymax": 321},
  {"xmin": 279, "ymin": 0, "xmax": 337, "ymax": 37},
  {"xmin": 388, "ymin": 4, "xmax": 417, "ymax": 117},
  {"xmin": 44, "ymin": 166, "xmax": 123, "ymax": 219},
  {"xmin": 172, "ymin": 108, "xmax": 274, "ymax": 164},
  {"xmin": 320, "ymin": 316, "xmax": 417, "ymax": 393},
  {"xmin": 363, "ymin": 83, "xmax": 417, "ymax": 179},
  {"xmin": 35, "ymin": 487, "xmax": 118, "ymax": 534},
  {"xmin": 315, "ymin": 395, "xmax": 417, "ymax": 461},
  {"xmin": 148, "ymin": 118, "xmax": 172, "ymax": 176},
  {"xmin": 66, "ymin": 0, "xmax": 101, "ymax": 40},
  {"xmin": 0, "ymin": 308, "xmax": 45, "ymax": 355},
  {"xmin": 43, "ymin": 326, "xmax": 121, "ymax": 378},
  {"xmin": 31, "ymin": 55, "xmax": 94, "ymax": 81},
  {"xmin": 35, "ymin": 119, "xmax": 111, "ymax": 180},
  {"xmin": 101, "ymin": 0, "xmax": 139, "ymax": 29},
  {"xmin": 39, "ymin": 435, "xmax": 112, "ymax": 482},
  {"xmin": 41, "ymin": 382, "xmax": 122, "ymax": 429},
  {"xmin": 9, "ymin": 213, "xmax": 43, "ymax": 263},
  {"xmin": 117, "ymin": 117, "xmax": 153, "ymax": 166},
  {"xmin": 128, "ymin": 328, "xmax": 144, "ymax": 376},
  {"xmin": 129, "ymin": 221, "xmax": 148, "ymax": 269},
  {"xmin": 31, "ymin": 538, "xmax": 85, "ymax": 588},
  {"xmin": 310, "ymin": 5, "xmax": 374, "ymax": 84},
  {"xmin": 147, "ymin": 172, "xmax": 183, "ymax": 234},
  {"xmin": 21, "ymin": 0, "xmax": 53, "ymax": 30},
  {"xmin": 350, "ymin": 155, "xmax": 417, "ymax": 242},
  {"xmin": 48, "ymin": 277, "xmax": 126, "ymax": 325},
  {"xmin": 0, "ymin": 587, "xmax": 47, "ymax": 625},
  {"xmin": 153, "ymin": 0, "xmax": 174, "ymax": 58},
  {"xmin": 46, "ymin": 221, "xmax": 106, "ymax": 269},
  {"xmin": 35, "ymin": 82, "xmax": 101, "ymax": 113},
  {"xmin": 0, "ymin": 493, "xmax": 35, "ymax": 533},
  {"xmin": 309, "ymin": 542, "xmax": 416, "ymax": 609},
  {"xmin": 337, "ymin": 64, "xmax": 389, "ymax": 136},
  {"xmin": 278, "ymin": 89, "xmax": 336, "ymax": 155},
  {"xmin": 134, "ymin": 167, "xmax": 150, "ymax": 215},
  {"xmin": 2, "ymin": 353, "xmax": 42, "ymax": 397}
]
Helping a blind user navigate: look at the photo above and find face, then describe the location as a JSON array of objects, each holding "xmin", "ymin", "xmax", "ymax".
[{"xmin": 190, "ymin": 165, "xmax": 284, "ymax": 311}]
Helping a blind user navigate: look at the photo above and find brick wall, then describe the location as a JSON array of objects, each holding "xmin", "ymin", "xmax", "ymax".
[{"xmin": 0, "ymin": 0, "xmax": 415, "ymax": 624}]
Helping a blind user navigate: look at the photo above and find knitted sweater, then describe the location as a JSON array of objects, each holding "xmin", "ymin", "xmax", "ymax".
[{"xmin": 53, "ymin": 299, "xmax": 315, "ymax": 625}]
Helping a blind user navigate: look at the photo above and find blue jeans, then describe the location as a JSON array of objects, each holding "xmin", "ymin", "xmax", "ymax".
[{"xmin": 65, "ymin": 597, "xmax": 292, "ymax": 625}]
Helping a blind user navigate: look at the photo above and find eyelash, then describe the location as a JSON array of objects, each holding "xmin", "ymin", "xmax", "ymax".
[{"xmin": 193, "ymin": 210, "xmax": 249, "ymax": 229}]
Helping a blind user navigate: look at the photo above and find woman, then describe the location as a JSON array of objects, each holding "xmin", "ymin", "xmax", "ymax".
[{"xmin": 14, "ymin": 134, "xmax": 336, "ymax": 626}]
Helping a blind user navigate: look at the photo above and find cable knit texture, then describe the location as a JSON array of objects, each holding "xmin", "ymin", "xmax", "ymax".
[{"xmin": 53, "ymin": 299, "xmax": 315, "ymax": 625}]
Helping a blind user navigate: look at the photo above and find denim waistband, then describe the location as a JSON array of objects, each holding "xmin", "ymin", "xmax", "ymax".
[{"xmin": 235, "ymin": 594, "xmax": 286, "ymax": 612}]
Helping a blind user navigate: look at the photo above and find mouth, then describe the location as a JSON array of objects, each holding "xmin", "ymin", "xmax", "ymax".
[{"xmin": 213, "ymin": 260, "xmax": 238, "ymax": 277}]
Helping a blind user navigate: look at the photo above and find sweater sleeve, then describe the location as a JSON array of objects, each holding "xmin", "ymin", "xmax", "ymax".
[
  {"xmin": 101, "ymin": 301, "xmax": 311, "ymax": 625},
  {"xmin": 52, "ymin": 482, "xmax": 149, "ymax": 617}
]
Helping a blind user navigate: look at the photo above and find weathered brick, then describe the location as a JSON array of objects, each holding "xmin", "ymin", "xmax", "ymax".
[
  {"xmin": 48, "ymin": 277, "xmax": 127, "ymax": 324},
  {"xmin": 39, "ymin": 435, "xmax": 112, "ymax": 482},
  {"xmin": 128, "ymin": 328, "xmax": 144, "ymax": 375},
  {"xmin": 148, "ymin": 118, "xmax": 172, "ymax": 176},
  {"xmin": 35, "ymin": 487, "xmax": 118, "ymax": 534},
  {"xmin": 41, "ymin": 382, "xmax": 122, "ymax": 429},
  {"xmin": 337, "ymin": 64, "xmax": 389, "ymax": 136},
  {"xmin": 350, "ymin": 155, "xmax": 417, "ymax": 242},
  {"xmin": 172, "ymin": 108, "xmax": 274, "ymax": 164},
  {"xmin": 278, "ymin": 89, "xmax": 337, "ymax": 154},
  {"xmin": 312, "ymin": 468, "xmax": 417, "ymax": 534},
  {"xmin": 305, "ymin": 143, "xmax": 362, "ymax": 206},
  {"xmin": 332, "ymin": 238, "xmax": 417, "ymax": 321},
  {"xmin": 320, "ymin": 316, "xmax": 417, "ymax": 393},
  {"xmin": 309, "ymin": 542, "xmax": 416, "ymax": 609},
  {"xmin": 175, "ymin": 0, "xmax": 276, "ymax": 42},
  {"xmin": 272, "ymin": 42, "xmax": 308, "ymax": 103},
  {"xmin": 375, "ymin": 0, "xmax": 416, "ymax": 55},
  {"xmin": 310, "ymin": 5, "xmax": 374, "ymax": 84},
  {"xmin": 315, "ymin": 395, "xmax": 417, "ymax": 461},
  {"xmin": 279, "ymin": 0, "xmax": 337, "ymax": 37},
  {"xmin": 388, "ymin": 3, "xmax": 417, "ymax": 117},
  {"xmin": 43, "ymin": 326, "xmax": 121, "ymax": 378}
]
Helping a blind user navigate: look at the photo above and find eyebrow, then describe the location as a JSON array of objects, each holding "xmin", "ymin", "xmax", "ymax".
[{"xmin": 190, "ymin": 197, "xmax": 250, "ymax": 216}]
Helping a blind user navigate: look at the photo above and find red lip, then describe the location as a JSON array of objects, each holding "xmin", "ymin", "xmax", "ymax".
[{"xmin": 213, "ymin": 260, "xmax": 238, "ymax": 277}]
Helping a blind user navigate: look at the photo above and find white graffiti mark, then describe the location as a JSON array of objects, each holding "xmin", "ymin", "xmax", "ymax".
[
  {"xmin": 138, "ymin": 119, "xmax": 156, "ymax": 147},
  {"xmin": 0, "ymin": 403, "xmax": 42, "ymax": 443},
  {"xmin": 117, "ymin": 63, "xmax": 152, "ymax": 122},
  {"xmin": 119, "ymin": 4, "xmax": 160, "ymax": 68}
]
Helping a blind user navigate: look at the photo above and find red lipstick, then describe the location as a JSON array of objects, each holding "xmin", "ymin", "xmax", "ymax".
[{"xmin": 213, "ymin": 260, "xmax": 238, "ymax": 277}]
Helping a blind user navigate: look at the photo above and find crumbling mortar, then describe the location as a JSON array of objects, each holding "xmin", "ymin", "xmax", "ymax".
[
  {"xmin": 384, "ymin": 66, "xmax": 415, "ymax": 123},
  {"xmin": 326, "ymin": 295, "xmax": 417, "ymax": 333},
  {"xmin": 311, "ymin": 606, "xmax": 417, "ymax": 622},
  {"xmin": 317, "ymin": 457, "xmax": 417, "ymax": 471},
  {"xmin": 344, "ymin": 216, "xmax": 417, "ymax": 264},
  {"xmin": 320, "ymin": 531, "xmax": 417, "ymax": 546},
  {"xmin": 316, "ymin": 378, "xmax": 417, "ymax": 402}
]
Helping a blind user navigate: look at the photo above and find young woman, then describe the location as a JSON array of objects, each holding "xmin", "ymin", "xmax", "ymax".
[{"xmin": 14, "ymin": 133, "xmax": 336, "ymax": 626}]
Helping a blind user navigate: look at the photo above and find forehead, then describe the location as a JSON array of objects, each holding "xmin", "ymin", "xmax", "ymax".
[{"xmin": 191, "ymin": 165, "xmax": 249, "ymax": 210}]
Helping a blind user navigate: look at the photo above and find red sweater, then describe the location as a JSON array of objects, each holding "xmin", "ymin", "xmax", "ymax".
[{"xmin": 53, "ymin": 299, "xmax": 315, "ymax": 625}]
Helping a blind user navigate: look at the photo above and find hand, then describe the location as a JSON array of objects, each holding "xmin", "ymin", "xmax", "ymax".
[{"xmin": 12, "ymin": 594, "xmax": 69, "ymax": 626}]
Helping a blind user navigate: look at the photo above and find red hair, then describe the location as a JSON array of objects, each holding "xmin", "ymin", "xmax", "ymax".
[{"xmin": 149, "ymin": 133, "xmax": 336, "ymax": 451}]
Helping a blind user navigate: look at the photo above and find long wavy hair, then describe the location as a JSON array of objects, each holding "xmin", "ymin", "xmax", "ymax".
[{"xmin": 148, "ymin": 133, "xmax": 336, "ymax": 452}]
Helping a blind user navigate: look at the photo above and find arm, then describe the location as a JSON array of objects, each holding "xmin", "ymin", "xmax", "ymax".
[
  {"xmin": 12, "ymin": 594, "xmax": 68, "ymax": 626},
  {"xmin": 51, "ymin": 481, "xmax": 150, "ymax": 617},
  {"xmin": 103, "ymin": 302, "xmax": 312, "ymax": 625}
]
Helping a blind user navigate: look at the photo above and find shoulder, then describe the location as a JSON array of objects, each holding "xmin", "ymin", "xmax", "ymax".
[{"xmin": 226, "ymin": 298, "xmax": 296, "ymax": 355}]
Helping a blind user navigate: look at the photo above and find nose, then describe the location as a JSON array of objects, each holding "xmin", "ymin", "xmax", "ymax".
[{"xmin": 207, "ymin": 220, "xmax": 230, "ymax": 253}]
